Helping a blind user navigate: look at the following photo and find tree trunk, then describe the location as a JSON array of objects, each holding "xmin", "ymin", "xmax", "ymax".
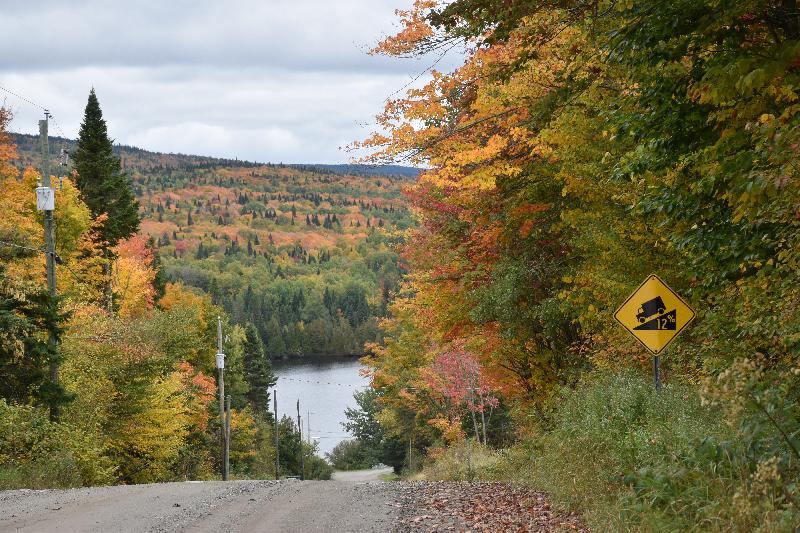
[
  {"xmin": 480, "ymin": 405, "xmax": 488, "ymax": 446},
  {"xmin": 470, "ymin": 409, "xmax": 481, "ymax": 445},
  {"xmin": 103, "ymin": 248, "xmax": 113, "ymax": 313}
]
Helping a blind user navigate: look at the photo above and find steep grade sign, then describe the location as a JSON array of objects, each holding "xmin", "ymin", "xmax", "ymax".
[{"xmin": 614, "ymin": 274, "xmax": 695, "ymax": 355}]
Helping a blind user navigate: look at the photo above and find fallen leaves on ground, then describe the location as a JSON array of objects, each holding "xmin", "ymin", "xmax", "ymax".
[{"xmin": 394, "ymin": 481, "xmax": 588, "ymax": 532}]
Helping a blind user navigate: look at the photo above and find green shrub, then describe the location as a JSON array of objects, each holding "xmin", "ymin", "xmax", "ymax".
[
  {"xmin": 305, "ymin": 454, "xmax": 334, "ymax": 480},
  {"xmin": 327, "ymin": 439, "xmax": 369, "ymax": 470},
  {"xmin": 499, "ymin": 369, "xmax": 799, "ymax": 532},
  {"xmin": 0, "ymin": 399, "xmax": 115, "ymax": 489}
]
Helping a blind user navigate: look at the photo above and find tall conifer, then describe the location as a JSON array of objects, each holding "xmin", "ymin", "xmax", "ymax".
[
  {"xmin": 242, "ymin": 322, "xmax": 277, "ymax": 414},
  {"xmin": 72, "ymin": 89, "xmax": 139, "ymax": 246}
]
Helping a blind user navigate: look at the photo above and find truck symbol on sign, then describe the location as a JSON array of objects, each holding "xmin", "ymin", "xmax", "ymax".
[{"xmin": 636, "ymin": 296, "xmax": 666, "ymax": 323}]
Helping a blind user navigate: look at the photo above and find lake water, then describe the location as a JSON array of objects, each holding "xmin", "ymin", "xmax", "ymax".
[{"xmin": 271, "ymin": 356, "xmax": 368, "ymax": 456}]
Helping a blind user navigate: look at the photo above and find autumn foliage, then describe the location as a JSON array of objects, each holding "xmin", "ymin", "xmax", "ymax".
[
  {"xmin": 0, "ymin": 108, "xmax": 279, "ymax": 486},
  {"xmin": 358, "ymin": 1, "xmax": 800, "ymax": 529}
]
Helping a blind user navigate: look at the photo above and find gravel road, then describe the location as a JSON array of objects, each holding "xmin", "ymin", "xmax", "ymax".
[
  {"xmin": 0, "ymin": 477, "xmax": 585, "ymax": 532},
  {"xmin": 0, "ymin": 478, "xmax": 402, "ymax": 533}
]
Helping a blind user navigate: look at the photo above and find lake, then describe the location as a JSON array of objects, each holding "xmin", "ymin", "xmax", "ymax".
[{"xmin": 271, "ymin": 356, "xmax": 368, "ymax": 456}]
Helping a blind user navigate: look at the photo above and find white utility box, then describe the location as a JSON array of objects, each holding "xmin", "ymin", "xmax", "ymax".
[{"xmin": 36, "ymin": 186, "xmax": 55, "ymax": 211}]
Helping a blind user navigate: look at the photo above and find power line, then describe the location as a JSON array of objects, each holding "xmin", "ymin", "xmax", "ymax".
[
  {"xmin": 275, "ymin": 376, "xmax": 369, "ymax": 388},
  {"xmin": 0, "ymin": 240, "xmax": 85, "ymax": 281},
  {"xmin": 0, "ymin": 85, "xmax": 48, "ymax": 112},
  {"xmin": 0, "ymin": 239, "xmax": 44, "ymax": 254},
  {"xmin": 0, "ymin": 84, "xmax": 72, "ymax": 141}
]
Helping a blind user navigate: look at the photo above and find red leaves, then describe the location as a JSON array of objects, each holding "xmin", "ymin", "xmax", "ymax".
[{"xmin": 424, "ymin": 346, "xmax": 499, "ymax": 415}]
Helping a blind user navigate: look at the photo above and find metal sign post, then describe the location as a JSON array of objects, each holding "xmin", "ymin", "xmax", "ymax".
[{"xmin": 614, "ymin": 274, "xmax": 696, "ymax": 390}]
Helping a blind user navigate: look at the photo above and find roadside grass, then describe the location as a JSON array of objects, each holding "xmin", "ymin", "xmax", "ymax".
[
  {"xmin": 412, "ymin": 441, "xmax": 506, "ymax": 482},
  {"xmin": 414, "ymin": 370, "xmax": 800, "ymax": 532}
]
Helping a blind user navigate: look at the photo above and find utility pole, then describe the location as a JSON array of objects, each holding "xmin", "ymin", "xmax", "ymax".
[
  {"xmin": 297, "ymin": 399, "xmax": 304, "ymax": 481},
  {"xmin": 307, "ymin": 410, "xmax": 312, "ymax": 445},
  {"xmin": 274, "ymin": 392, "xmax": 280, "ymax": 480},
  {"xmin": 224, "ymin": 395, "xmax": 231, "ymax": 480},
  {"xmin": 38, "ymin": 112, "xmax": 58, "ymax": 422},
  {"xmin": 216, "ymin": 316, "xmax": 228, "ymax": 481}
]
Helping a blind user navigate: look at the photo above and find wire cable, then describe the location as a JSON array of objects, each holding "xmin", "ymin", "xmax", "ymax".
[
  {"xmin": 0, "ymin": 85, "xmax": 48, "ymax": 112},
  {"xmin": 0, "ymin": 84, "xmax": 72, "ymax": 146},
  {"xmin": 0, "ymin": 239, "xmax": 44, "ymax": 254},
  {"xmin": 276, "ymin": 376, "xmax": 368, "ymax": 388}
]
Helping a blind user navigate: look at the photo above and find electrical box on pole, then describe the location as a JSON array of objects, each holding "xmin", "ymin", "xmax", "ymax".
[{"xmin": 36, "ymin": 186, "xmax": 54, "ymax": 211}]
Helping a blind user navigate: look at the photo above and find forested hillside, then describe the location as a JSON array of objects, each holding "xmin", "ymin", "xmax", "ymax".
[
  {"xmin": 0, "ymin": 84, "xmax": 421, "ymax": 488},
  {"xmin": 339, "ymin": 1, "xmax": 800, "ymax": 531},
  {"xmin": 12, "ymin": 133, "xmax": 416, "ymax": 358}
]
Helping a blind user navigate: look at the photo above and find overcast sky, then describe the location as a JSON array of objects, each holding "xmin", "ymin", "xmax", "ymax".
[{"xmin": 0, "ymin": 0, "xmax": 464, "ymax": 163}]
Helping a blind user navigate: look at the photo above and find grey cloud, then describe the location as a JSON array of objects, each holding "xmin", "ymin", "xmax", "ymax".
[
  {"xmin": 1, "ymin": 1, "xmax": 466, "ymax": 163},
  {"xmin": 2, "ymin": 0, "xmax": 428, "ymax": 73}
]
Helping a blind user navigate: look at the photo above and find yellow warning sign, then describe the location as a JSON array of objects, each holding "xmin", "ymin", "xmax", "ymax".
[{"xmin": 614, "ymin": 274, "xmax": 696, "ymax": 355}]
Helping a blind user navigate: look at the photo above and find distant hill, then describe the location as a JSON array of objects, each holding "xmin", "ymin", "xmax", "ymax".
[
  {"xmin": 291, "ymin": 164, "xmax": 421, "ymax": 179},
  {"xmin": 10, "ymin": 133, "xmax": 421, "ymax": 179},
  {"xmin": 10, "ymin": 131, "xmax": 416, "ymax": 359}
]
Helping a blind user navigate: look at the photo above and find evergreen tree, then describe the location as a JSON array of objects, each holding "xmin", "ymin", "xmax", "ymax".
[
  {"xmin": 264, "ymin": 316, "xmax": 287, "ymax": 357},
  {"xmin": 147, "ymin": 237, "xmax": 167, "ymax": 301},
  {"xmin": 72, "ymin": 89, "xmax": 140, "ymax": 246},
  {"xmin": 242, "ymin": 323, "xmax": 277, "ymax": 414},
  {"xmin": 72, "ymin": 89, "xmax": 140, "ymax": 311},
  {"xmin": 0, "ymin": 268, "xmax": 70, "ymax": 413}
]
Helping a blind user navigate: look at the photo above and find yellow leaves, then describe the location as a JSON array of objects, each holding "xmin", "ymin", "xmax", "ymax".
[
  {"xmin": 113, "ymin": 371, "xmax": 190, "ymax": 483},
  {"xmin": 229, "ymin": 407, "xmax": 259, "ymax": 463},
  {"xmin": 0, "ymin": 169, "xmax": 43, "ymax": 286},
  {"xmin": 52, "ymin": 175, "xmax": 92, "ymax": 257},
  {"xmin": 371, "ymin": 0, "xmax": 437, "ymax": 56},
  {"xmin": 452, "ymin": 134, "xmax": 508, "ymax": 166},
  {"xmin": 759, "ymin": 113, "xmax": 774, "ymax": 124},
  {"xmin": 0, "ymin": 107, "xmax": 17, "ymax": 181},
  {"xmin": 113, "ymin": 235, "xmax": 156, "ymax": 318}
]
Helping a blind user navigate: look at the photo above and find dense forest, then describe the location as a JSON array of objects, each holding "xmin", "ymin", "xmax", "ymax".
[
  {"xmin": 0, "ymin": 88, "xmax": 415, "ymax": 488},
  {"xmin": 12, "ymin": 132, "xmax": 417, "ymax": 358},
  {"xmin": 332, "ymin": 1, "xmax": 800, "ymax": 531}
]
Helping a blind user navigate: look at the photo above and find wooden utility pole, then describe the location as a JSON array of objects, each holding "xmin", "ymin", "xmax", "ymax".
[
  {"xmin": 224, "ymin": 395, "xmax": 231, "ymax": 480},
  {"xmin": 216, "ymin": 316, "xmax": 228, "ymax": 481},
  {"xmin": 39, "ymin": 113, "xmax": 59, "ymax": 422},
  {"xmin": 297, "ymin": 399, "xmax": 304, "ymax": 481},
  {"xmin": 274, "ymin": 392, "xmax": 280, "ymax": 480}
]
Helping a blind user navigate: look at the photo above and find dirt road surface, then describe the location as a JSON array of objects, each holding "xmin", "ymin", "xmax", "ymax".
[
  {"xmin": 332, "ymin": 467, "xmax": 394, "ymax": 482},
  {"xmin": 0, "ymin": 479, "xmax": 401, "ymax": 533},
  {"xmin": 0, "ymin": 477, "xmax": 586, "ymax": 532}
]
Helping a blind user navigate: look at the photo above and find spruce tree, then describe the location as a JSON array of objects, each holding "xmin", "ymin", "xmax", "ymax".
[
  {"xmin": 72, "ymin": 89, "xmax": 139, "ymax": 311},
  {"xmin": 242, "ymin": 322, "xmax": 277, "ymax": 413},
  {"xmin": 0, "ymin": 267, "xmax": 70, "ymax": 413},
  {"xmin": 264, "ymin": 316, "xmax": 287, "ymax": 357},
  {"xmin": 72, "ymin": 89, "xmax": 140, "ymax": 246}
]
